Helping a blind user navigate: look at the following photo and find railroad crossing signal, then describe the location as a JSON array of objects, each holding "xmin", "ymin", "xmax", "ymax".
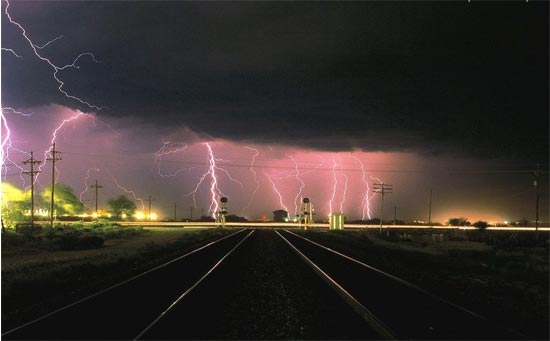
[
  {"xmin": 217, "ymin": 197, "xmax": 228, "ymax": 227},
  {"xmin": 300, "ymin": 197, "xmax": 315, "ymax": 229}
]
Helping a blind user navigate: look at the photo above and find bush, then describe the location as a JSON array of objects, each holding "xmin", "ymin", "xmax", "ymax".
[
  {"xmin": 15, "ymin": 223, "xmax": 42, "ymax": 236},
  {"xmin": 473, "ymin": 220, "xmax": 489, "ymax": 230}
]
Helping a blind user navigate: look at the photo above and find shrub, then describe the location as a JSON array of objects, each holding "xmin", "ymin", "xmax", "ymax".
[
  {"xmin": 448, "ymin": 217, "xmax": 470, "ymax": 226},
  {"xmin": 473, "ymin": 220, "xmax": 489, "ymax": 230},
  {"xmin": 15, "ymin": 223, "xmax": 42, "ymax": 236}
]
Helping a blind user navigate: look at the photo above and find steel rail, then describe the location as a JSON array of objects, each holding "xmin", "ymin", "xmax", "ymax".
[
  {"xmin": 282, "ymin": 228, "xmax": 485, "ymax": 319},
  {"xmin": 2, "ymin": 228, "xmax": 247, "ymax": 337},
  {"xmin": 134, "ymin": 229, "xmax": 255, "ymax": 340},
  {"xmin": 275, "ymin": 230, "xmax": 395, "ymax": 340},
  {"xmin": 281, "ymin": 229, "xmax": 528, "ymax": 339}
]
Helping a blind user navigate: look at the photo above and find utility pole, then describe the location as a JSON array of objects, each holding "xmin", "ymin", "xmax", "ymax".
[
  {"xmin": 394, "ymin": 206, "xmax": 397, "ymax": 225},
  {"xmin": 90, "ymin": 180, "xmax": 103, "ymax": 214},
  {"xmin": 201, "ymin": 208, "xmax": 204, "ymax": 218},
  {"xmin": 172, "ymin": 202, "xmax": 177, "ymax": 221},
  {"xmin": 428, "ymin": 189, "xmax": 433, "ymax": 227},
  {"xmin": 145, "ymin": 195, "xmax": 154, "ymax": 221},
  {"xmin": 189, "ymin": 206, "xmax": 193, "ymax": 221},
  {"xmin": 372, "ymin": 183, "xmax": 392, "ymax": 234},
  {"xmin": 534, "ymin": 165, "xmax": 541, "ymax": 239},
  {"xmin": 22, "ymin": 152, "xmax": 41, "ymax": 227},
  {"xmin": 46, "ymin": 143, "xmax": 61, "ymax": 227}
]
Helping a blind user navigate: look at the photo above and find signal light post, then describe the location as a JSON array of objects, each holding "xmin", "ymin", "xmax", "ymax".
[
  {"xmin": 300, "ymin": 197, "xmax": 314, "ymax": 230},
  {"xmin": 217, "ymin": 197, "xmax": 228, "ymax": 227},
  {"xmin": 372, "ymin": 183, "xmax": 392, "ymax": 234}
]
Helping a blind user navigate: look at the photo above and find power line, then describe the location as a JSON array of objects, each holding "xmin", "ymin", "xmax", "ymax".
[{"xmin": 58, "ymin": 150, "xmax": 544, "ymax": 175}]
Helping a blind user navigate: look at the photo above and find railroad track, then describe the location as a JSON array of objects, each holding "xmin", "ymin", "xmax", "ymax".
[
  {"xmin": 3, "ymin": 228, "xmax": 523, "ymax": 340},
  {"xmin": 2, "ymin": 228, "xmax": 252, "ymax": 340},
  {"xmin": 278, "ymin": 229, "xmax": 523, "ymax": 340}
]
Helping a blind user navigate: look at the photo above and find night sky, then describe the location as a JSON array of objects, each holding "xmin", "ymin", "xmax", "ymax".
[{"xmin": 2, "ymin": 1, "xmax": 548, "ymax": 223}]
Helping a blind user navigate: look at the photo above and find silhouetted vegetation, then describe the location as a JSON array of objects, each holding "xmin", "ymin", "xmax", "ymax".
[
  {"xmin": 3, "ymin": 222, "xmax": 145, "ymax": 251},
  {"xmin": 448, "ymin": 217, "xmax": 470, "ymax": 226},
  {"xmin": 225, "ymin": 214, "xmax": 249, "ymax": 222},
  {"xmin": 473, "ymin": 220, "xmax": 488, "ymax": 229},
  {"xmin": 273, "ymin": 210, "xmax": 289, "ymax": 222},
  {"xmin": 107, "ymin": 195, "xmax": 137, "ymax": 220}
]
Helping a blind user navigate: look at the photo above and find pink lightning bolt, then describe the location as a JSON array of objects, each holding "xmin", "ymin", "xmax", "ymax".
[
  {"xmin": 288, "ymin": 154, "xmax": 305, "ymax": 218},
  {"xmin": 348, "ymin": 153, "xmax": 372, "ymax": 220},
  {"xmin": 204, "ymin": 142, "xmax": 222, "ymax": 217},
  {"xmin": 242, "ymin": 146, "xmax": 260, "ymax": 214},
  {"xmin": 107, "ymin": 168, "xmax": 145, "ymax": 210},
  {"xmin": 265, "ymin": 171, "xmax": 289, "ymax": 216},
  {"xmin": 36, "ymin": 111, "xmax": 92, "ymax": 185},
  {"xmin": 329, "ymin": 156, "xmax": 338, "ymax": 214},
  {"xmin": 186, "ymin": 142, "xmax": 243, "ymax": 217},
  {"xmin": 1, "ymin": 108, "xmax": 32, "ymax": 186},
  {"xmin": 339, "ymin": 156, "xmax": 348, "ymax": 213},
  {"xmin": 153, "ymin": 141, "xmax": 190, "ymax": 177},
  {"xmin": 79, "ymin": 166, "xmax": 100, "ymax": 209}
]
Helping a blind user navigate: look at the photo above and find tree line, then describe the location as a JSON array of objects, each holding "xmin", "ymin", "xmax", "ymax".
[{"xmin": 1, "ymin": 182, "xmax": 137, "ymax": 227}]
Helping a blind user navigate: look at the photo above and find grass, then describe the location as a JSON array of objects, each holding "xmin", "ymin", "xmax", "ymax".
[
  {"xmin": 295, "ymin": 228, "xmax": 549, "ymax": 340},
  {"xmin": 1, "ymin": 225, "xmax": 235, "ymax": 330}
]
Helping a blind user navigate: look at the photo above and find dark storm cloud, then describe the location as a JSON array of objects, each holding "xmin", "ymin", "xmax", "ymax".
[{"xmin": 2, "ymin": 1, "xmax": 548, "ymax": 164}]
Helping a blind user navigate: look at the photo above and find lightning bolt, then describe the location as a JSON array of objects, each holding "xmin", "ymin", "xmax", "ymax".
[
  {"xmin": 34, "ymin": 34, "xmax": 64, "ymax": 50},
  {"xmin": 265, "ymin": 171, "xmax": 289, "ymax": 216},
  {"xmin": 329, "ymin": 156, "xmax": 338, "ymax": 214},
  {"xmin": 288, "ymin": 154, "xmax": 305, "ymax": 218},
  {"xmin": 204, "ymin": 142, "xmax": 222, "ymax": 217},
  {"xmin": 4, "ymin": 0, "xmax": 105, "ymax": 111},
  {"xmin": 348, "ymin": 153, "xmax": 372, "ymax": 220},
  {"xmin": 186, "ymin": 142, "xmax": 242, "ymax": 218},
  {"xmin": 153, "ymin": 141, "xmax": 190, "ymax": 177},
  {"xmin": 3, "ymin": 0, "xmax": 108, "ymax": 191},
  {"xmin": 1, "ymin": 108, "xmax": 31, "ymax": 186},
  {"xmin": 36, "ymin": 111, "xmax": 92, "ymax": 184},
  {"xmin": 1, "ymin": 47, "xmax": 22, "ymax": 58},
  {"xmin": 371, "ymin": 176, "xmax": 383, "ymax": 184},
  {"xmin": 242, "ymin": 146, "xmax": 260, "ymax": 214},
  {"xmin": 107, "ymin": 168, "xmax": 145, "ymax": 210},
  {"xmin": 79, "ymin": 166, "xmax": 100, "ymax": 209},
  {"xmin": 339, "ymin": 156, "xmax": 348, "ymax": 213}
]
